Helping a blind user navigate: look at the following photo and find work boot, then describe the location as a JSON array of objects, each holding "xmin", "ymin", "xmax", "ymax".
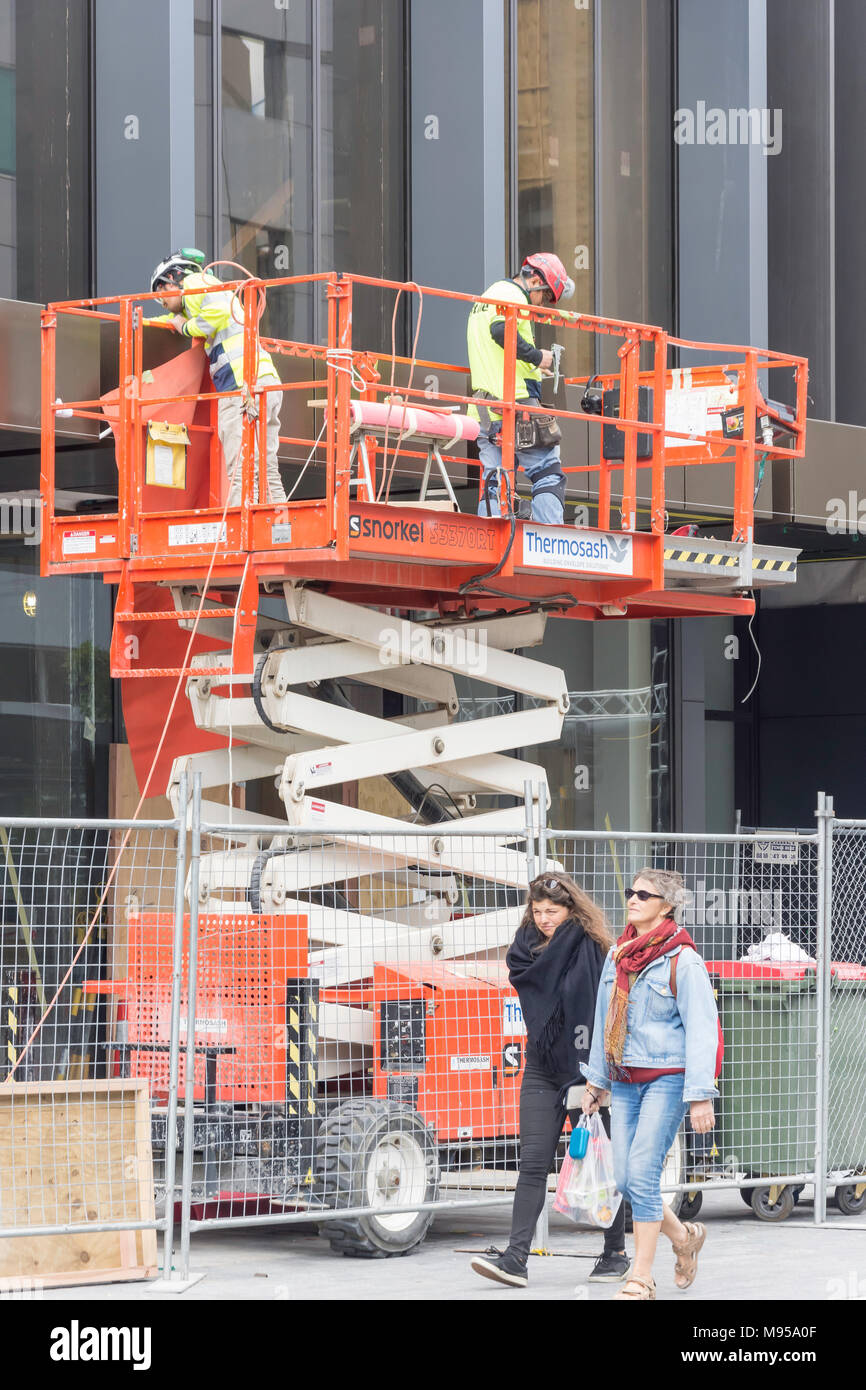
[{"xmin": 470, "ymin": 1246, "xmax": 529, "ymax": 1288}]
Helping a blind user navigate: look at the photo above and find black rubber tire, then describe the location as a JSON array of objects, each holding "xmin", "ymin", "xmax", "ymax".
[
  {"xmin": 742, "ymin": 1183, "xmax": 803, "ymax": 1210},
  {"xmin": 835, "ymin": 1183, "xmax": 866, "ymax": 1216},
  {"xmin": 750, "ymin": 1185, "xmax": 795, "ymax": 1222},
  {"xmin": 314, "ymin": 1099, "xmax": 440, "ymax": 1258}
]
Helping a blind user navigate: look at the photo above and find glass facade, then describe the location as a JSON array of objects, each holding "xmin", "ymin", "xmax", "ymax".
[
  {"xmin": 511, "ymin": 2, "xmax": 675, "ymax": 832},
  {"xmin": 194, "ymin": 0, "xmax": 405, "ymax": 349},
  {"xmin": 0, "ymin": 0, "xmax": 110, "ymax": 818},
  {"xmin": 219, "ymin": 0, "xmax": 314, "ymax": 340},
  {"xmin": 0, "ymin": 545, "xmax": 111, "ymax": 817},
  {"xmin": 767, "ymin": 0, "xmax": 866, "ymax": 427},
  {"xmin": 532, "ymin": 616, "xmax": 671, "ymax": 832},
  {"xmin": 194, "ymin": 0, "xmax": 214, "ymax": 260},
  {"xmin": 0, "ymin": 0, "xmax": 90, "ymax": 304},
  {"xmin": 513, "ymin": 0, "xmax": 594, "ymax": 376},
  {"xmin": 0, "ymin": 0, "xmax": 762, "ymax": 837}
]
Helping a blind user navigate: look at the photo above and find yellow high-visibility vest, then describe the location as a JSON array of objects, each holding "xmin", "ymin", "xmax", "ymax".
[
  {"xmin": 155, "ymin": 272, "xmax": 279, "ymax": 392},
  {"xmin": 466, "ymin": 278, "xmax": 541, "ymax": 420}
]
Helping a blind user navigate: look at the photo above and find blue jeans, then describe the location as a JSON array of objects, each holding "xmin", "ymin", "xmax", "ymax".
[
  {"xmin": 610, "ymin": 1074, "xmax": 688, "ymax": 1223},
  {"xmin": 475, "ymin": 429, "xmax": 565, "ymax": 525}
]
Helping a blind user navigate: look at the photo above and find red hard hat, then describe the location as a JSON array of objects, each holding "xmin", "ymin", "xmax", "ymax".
[{"xmin": 521, "ymin": 252, "xmax": 575, "ymax": 303}]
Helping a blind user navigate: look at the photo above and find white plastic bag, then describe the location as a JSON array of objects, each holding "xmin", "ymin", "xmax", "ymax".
[{"xmin": 553, "ymin": 1112, "xmax": 622, "ymax": 1229}]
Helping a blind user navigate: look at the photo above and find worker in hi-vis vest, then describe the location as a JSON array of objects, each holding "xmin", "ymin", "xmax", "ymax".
[
  {"xmin": 467, "ymin": 252, "xmax": 574, "ymax": 524},
  {"xmin": 149, "ymin": 249, "xmax": 287, "ymax": 505}
]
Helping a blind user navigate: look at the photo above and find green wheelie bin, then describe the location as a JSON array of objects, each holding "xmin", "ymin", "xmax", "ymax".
[
  {"xmin": 827, "ymin": 964, "xmax": 866, "ymax": 1216},
  {"xmin": 705, "ymin": 960, "xmax": 817, "ymax": 1221}
]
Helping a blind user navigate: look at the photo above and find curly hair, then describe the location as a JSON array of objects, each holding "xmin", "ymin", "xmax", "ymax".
[{"xmin": 521, "ymin": 869, "xmax": 614, "ymax": 952}]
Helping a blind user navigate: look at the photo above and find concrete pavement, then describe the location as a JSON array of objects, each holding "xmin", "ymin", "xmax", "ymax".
[{"xmin": 35, "ymin": 1188, "xmax": 866, "ymax": 1303}]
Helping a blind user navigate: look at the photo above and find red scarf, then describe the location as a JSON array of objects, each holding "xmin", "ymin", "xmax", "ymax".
[{"xmin": 603, "ymin": 919, "xmax": 697, "ymax": 1080}]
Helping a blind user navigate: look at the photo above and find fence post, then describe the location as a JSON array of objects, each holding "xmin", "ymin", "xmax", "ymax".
[
  {"xmin": 161, "ymin": 771, "xmax": 188, "ymax": 1281},
  {"xmin": 523, "ymin": 779, "xmax": 537, "ymax": 881},
  {"xmin": 814, "ymin": 791, "xmax": 834, "ymax": 1224},
  {"xmin": 531, "ymin": 778, "xmax": 550, "ymax": 1254},
  {"xmin": 536, "ymin": 780, "xmax": 548, "ymax": 873},
  {"xmin": 179, "ymin": 773, "xmax": 203, "ymax": 1277}
]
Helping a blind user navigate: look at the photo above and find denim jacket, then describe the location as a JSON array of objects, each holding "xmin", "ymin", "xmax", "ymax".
[{"xmin": 581, "ymin": 944, "xmax": 720, "ymax": 1102}]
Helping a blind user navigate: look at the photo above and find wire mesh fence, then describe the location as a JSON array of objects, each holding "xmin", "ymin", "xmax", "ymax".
[
  {"xmin": 0, "ymin": 813, "xmax": 183, "ymax": 1288},
  {"xmin": 824, "ymin": 819, "xmax": 866, "ymax": 1219},
  {"xmin": 0, "ymin": 791, "xmax": 863, "ymax": 1287}
]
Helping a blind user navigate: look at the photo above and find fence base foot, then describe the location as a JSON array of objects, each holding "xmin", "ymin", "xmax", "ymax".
[{"xmin": 145, "ymin": 1272, "xmax": 207, "ymax": 1294}]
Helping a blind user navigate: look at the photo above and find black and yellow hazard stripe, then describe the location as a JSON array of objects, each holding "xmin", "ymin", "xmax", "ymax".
[
  {"xmin": 285, "ymin": 978, "xmax": 320, "ymax": 1180},
  {"xmin": 3, "ymin": 973, "xmax": 18, "ymax": 1077},
  {"xmin": 663, "ymin": 546, "xmax": 795, "ymax": 573},
  {"xmin": 67, "ymin": 979, "xmax": 97, "ymax": 1081},
  {"xmin": 751, "ymin": 555, "xmax": 796, "ymax": 573}
]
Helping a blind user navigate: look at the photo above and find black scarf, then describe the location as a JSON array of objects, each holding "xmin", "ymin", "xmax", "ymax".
[{"xmin": 506, "ymin": 916, "xmax": 604, "ymax": 1075}]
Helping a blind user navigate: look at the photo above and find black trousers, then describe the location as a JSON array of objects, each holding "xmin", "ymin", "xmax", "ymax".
[{"xmin": 508, "ymin": 1061, "xmax": 627, "ymax": 1261}]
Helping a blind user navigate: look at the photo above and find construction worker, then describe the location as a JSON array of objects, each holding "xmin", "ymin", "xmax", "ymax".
[
  {"xmin": 149, "ymin": 249, "xmax": 287, "ymax": 505},
  {"xmin": 467, "ymin": 253, "xmax": 574, "ymax": 524}
]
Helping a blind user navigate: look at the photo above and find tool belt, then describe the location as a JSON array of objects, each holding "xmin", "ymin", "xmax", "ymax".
[{"xmin": 473, "ymin": 391, "xmax": 562, "ymax": 451}]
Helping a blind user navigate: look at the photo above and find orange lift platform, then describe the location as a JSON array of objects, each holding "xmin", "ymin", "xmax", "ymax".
[{"xmin": 39, "ymin": 270, "xmax": 808, "ymax": 826}]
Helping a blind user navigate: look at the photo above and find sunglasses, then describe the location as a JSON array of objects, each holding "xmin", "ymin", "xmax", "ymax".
[
  {"xmin": 531, "ymin": 877, "xmax": 565, "ymax": 894},
  {"xmin": 626, "ymin": 888, "xmax": 665, "ymax": 902}
]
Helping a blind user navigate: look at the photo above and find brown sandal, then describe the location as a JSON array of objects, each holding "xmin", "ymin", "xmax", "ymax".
[
  {"xmin": 613, "ymin": 1274, "xmax": 656, "ymax": 1300},
  {"xmin": 671, "ymin": 1220, "xmax": 706, "ymax": 1289}
]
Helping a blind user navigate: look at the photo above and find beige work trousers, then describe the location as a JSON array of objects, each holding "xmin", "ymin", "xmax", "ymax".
[{"xmin": 219, "ymin": 388, "xmax": 287, "ymax": 505}]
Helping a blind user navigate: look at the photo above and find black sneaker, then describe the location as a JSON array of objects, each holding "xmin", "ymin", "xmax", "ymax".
[
  {"xmin": 587, "ymin": 1250, "xmax": 630, "ymax": 1282},
  {"xmin": 470, "ymin": 1246, "xmax": 529, "ymax": 1288}
]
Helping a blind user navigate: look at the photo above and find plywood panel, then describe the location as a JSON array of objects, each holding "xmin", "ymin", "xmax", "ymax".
[{"xmin": 0, "ymin": 1079, "xmax": 157, "ymax": 1289}]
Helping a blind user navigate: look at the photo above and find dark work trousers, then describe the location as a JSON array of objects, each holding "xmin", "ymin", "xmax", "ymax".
[{"xmin": 508, "ymin": 1061, "xmax": 626, "ymax": 1261}]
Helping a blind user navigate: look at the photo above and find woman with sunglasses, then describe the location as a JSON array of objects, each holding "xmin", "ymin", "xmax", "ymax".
[
  {"xmin": 581, "ymin": 869, "xmax": 720, "ymax": 1300},
  {"xmin": 471, "ymin": 871, "xmax": 628, "ymax": 1289}
]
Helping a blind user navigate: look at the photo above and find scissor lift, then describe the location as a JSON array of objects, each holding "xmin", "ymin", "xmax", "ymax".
[
  {"xmin": 39, "ymin": 268, "xmax": 808, "ymax": 919},
  {"xmin": 40, "ymin": 268, "xmax": 807, "ymax": 838},
  {"xmin": 41, "ymin": 272, "xmax": 808, "ymax": 1240}
]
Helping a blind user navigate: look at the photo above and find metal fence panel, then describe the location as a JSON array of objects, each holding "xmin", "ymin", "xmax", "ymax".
[
  {"xmin": 162, "ymin": 803, "xmax": 825, "ymax": 1257},
  {"xmin": 554, "ymin": 829, "xmax": 821, "ymax": 1215},
  {"xmin": 825, "ymin": 815, "xmax": 866, "ymax": 1219},
  {"xmin": 0, "ymin": 799, "xmax": 187, "ymax": 1288},
  {"xmin": 2, "ymin": 792, "xmax": 863, "ymax": 1283}
]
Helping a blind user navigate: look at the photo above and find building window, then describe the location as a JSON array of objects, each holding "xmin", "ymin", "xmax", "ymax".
[
  {"xmin": 218, "ymin": 1, "xmax": 314, "ymax": 342},
  {"xmin": 0, "ymin": 537, "xmax": 111, "ymax": 817},
  {"xmin": 196, "ymin": 0, "xmax": 406, "ymax": 349},
  {"xmin": 0, "ymin": 0, "xmax": 90, "ymax": 305},
  {"xmin": 512, "ymin": 0, "xmax": 594, "ymax": 376}
]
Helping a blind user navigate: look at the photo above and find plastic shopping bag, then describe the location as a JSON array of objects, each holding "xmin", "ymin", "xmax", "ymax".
[{"xmin": 553, "ymin": 1112, "xmax": 622, "ymax": 1229}]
